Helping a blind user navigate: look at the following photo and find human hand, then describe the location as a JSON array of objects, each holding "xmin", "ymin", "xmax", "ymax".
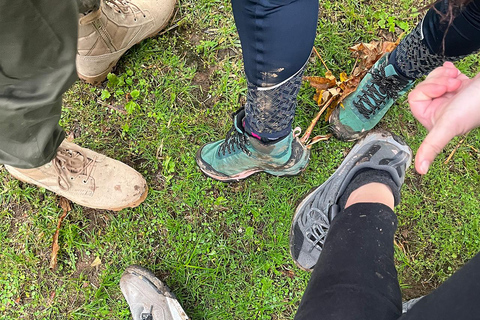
[{"xmin": 408, "ymin": 62, "xmax": 480, "ymax": 174}]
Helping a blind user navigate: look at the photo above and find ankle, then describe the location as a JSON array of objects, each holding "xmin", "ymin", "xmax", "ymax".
[{"xmin": 345, "ymin": 182, "xmax": 395, "ymax": 210}]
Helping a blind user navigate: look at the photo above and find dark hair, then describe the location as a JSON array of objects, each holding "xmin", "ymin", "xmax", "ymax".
[{"xmin": 425, "ymin": 0, "xmax": 474, "ymax": 52}]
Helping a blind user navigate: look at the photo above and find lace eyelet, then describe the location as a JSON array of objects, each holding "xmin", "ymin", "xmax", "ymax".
[
  {"xmin": 83, "ymin": 180, "xmax": 87, "ymax": 184},
  {"xmin": 70, "ymin": 177, "xmax": 74, "ymax": 180}
]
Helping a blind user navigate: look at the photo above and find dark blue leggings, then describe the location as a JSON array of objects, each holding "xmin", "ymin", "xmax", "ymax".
[
  {"xmin": 232, "ymin": 0, "xmax": 480, "ymax": 89},
  {"xmin": 231, "ymin": 0, "xmax": 318, "ymax": 87}
]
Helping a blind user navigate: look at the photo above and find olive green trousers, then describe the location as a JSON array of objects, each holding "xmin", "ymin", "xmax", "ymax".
[{"xmin": 0, "ymin": 0, "xmax": 97, "ymax": 169}]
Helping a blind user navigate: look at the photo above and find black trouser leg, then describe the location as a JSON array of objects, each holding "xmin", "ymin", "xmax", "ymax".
[
  {"xmin": 399, "ymin": 253, "xmax": 480, "ymax": 320},
  {"xmin": 295, "ymin": 203, "xmax": 402, "ymax": 320}
]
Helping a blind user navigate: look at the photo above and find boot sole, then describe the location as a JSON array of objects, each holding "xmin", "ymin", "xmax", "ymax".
[
  {"xmin": 4, "ymin": 165, "xmax": 148, "ymax": 212},
  {"xmin": 78, "ymin": 3, "xmax": 177, "ymax": 85}
]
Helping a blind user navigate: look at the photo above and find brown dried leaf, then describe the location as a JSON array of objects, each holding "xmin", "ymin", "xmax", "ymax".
[
  {"xmin": 305, "ymin": 76, "xmax": 336, "ymax": 91},
  {"xmin": 50, "ymin": 198, "xmax": 71, "ymax": 270}
]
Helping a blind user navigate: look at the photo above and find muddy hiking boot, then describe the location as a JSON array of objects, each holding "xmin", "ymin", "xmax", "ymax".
[
  {"xmin": 289, "ymin": 130, "xmax": 412, "ymax": 271},
  {"xmin": 196, "ymin": 108, "xmax": 310, "ymax": 182},
  {"xmin": 329, "ymin": 54, "xmax": 414, "ymax": 141},
  {"xmin": 76, "ymin": 0, "xmax": 176, "ymax": 84},
  {"xmin": 4, "ymin": 140, "xmax": 147, "ymax": 211},
  {"xmin": 120, "ymin": 265, "xmax": 189, "ymax": 320}
]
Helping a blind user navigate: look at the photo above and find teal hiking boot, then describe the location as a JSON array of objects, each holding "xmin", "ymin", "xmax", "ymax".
[
  {"xmin": 329, "ymin": 53, "xmax": 414, "ymax": 141},
  {"xmin": 196, "ymin": 108, "xmax": 310, "ymax": 182}
]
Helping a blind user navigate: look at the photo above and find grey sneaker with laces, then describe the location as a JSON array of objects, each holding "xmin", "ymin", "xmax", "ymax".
[
  {"xmin": 4, "ymin": 140, "xmax": 147, "ymax": 211},
  {"xmin": 289, "ymin": 130, "xmax": 412, "ymax": 271},
  {"xmin": 120, "ymin": 265, "xmax": 189, "ymax": 320}
]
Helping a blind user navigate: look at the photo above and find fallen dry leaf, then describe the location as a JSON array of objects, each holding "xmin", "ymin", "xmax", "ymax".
[
  {"xmin": 50, "ymin": 197, "xmax": 71, "ymax": 270},
  {"xmin": 91, "ymin": 256, "xmax": 102, "ymax": 267}
]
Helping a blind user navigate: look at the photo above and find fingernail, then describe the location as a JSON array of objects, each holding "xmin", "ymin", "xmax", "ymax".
[{"xmin": 420, "ymin": 161, "xmax": 430, "ymax": 174}]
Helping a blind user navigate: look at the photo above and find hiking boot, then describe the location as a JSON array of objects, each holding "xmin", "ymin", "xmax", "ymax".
[
  {"xmin": 289, "ymin": 130, "xmax": 412, "ymax": 271},
  {"xmin": 196, "ymin": 108, "xmax": 310, "ymax": 182},
  {"xmin": 329, "ymin": 54, "xmax": 414, "ymax": 141},
  {"xmin": 77, "ymin": 0, "xmax": 176, "ymax": 84},
  {"xmin": 120, "ymin": 265, "xmax": 189, "ymax": 320},
  {"xmin": 4, "ymin": 140, "xmax": 147, "ymax": 211}
]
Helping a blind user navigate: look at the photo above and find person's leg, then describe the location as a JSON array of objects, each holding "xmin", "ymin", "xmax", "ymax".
[
  {"xmin": 295, "ymin": 202, "xmax": 401, "ymax": 320},
  {"xmin": 398, "ymin": 253, "xmax": 480, "ymax": 320},
  {"xmin": 290, "ymin": 130, "xmax": 413, "ymax": 320},
  {"xmin": 76, "ymin": 0, "xmax": 176, "ymax": 84},
  {"xmin": 120, "ymin": 265, "xmax": 189, "ymax": 320},
  {"xmin": 330, "ymin": 0, "xmax": 480, "ymax": 140},
  {"xmin": 196, "ymin": 0, "xmax": 318, "ymax": 182},
  {"xmin": 0, "ymin": 0, "xmax": 148, "ymax": 211},
  {"xmin": 0, "ymin": 0, "xmax": 77, "ymax": 168}
]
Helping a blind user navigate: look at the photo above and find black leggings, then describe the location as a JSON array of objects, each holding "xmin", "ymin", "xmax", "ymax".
[{"xmin": 295, "ymin": 203, "xmax": 480, "ymax": 320}]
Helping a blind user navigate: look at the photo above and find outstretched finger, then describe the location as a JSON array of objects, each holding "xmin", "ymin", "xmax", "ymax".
[{"xmin": 414, "ymin": 123, "xmax": 456, "ymax": 174}]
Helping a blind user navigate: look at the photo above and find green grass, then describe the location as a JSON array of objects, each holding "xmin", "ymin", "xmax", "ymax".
[{"xmin": 1, "ymin": 0, "xmax": 480, "ymax": 318}]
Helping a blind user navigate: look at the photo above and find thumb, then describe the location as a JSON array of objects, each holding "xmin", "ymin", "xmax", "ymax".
[{"xmin": 415, "ymin": 124, "xmax": 456, "ymax": 174}]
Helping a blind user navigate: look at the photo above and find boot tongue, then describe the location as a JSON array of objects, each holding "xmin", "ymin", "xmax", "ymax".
[{"xmin": 79, "ymin": 9, "xmax": 101, "ymax": 25}]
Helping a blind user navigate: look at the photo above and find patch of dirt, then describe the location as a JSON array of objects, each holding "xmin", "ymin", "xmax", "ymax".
[{"xmin": 71, "ymin": 254, "xmax": 103, "ymax": 284}]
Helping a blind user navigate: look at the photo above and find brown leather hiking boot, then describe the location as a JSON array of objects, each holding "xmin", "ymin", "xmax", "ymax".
[
  {"xmin": 76, "ymin": 0, "xmax": 176, "ymax": 84},
  {"xmin": 4, "ymin": 140, "xmax": 148, "ymax": 211}
]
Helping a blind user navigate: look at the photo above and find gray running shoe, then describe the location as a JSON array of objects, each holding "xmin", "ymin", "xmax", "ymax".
[
  {"xmin": 289, "ymin": 130, "xmax": 412, "ymax": 271},
  {"xmin": 120, "ymin": 265, "xmax": 189, "ymax": 320}
]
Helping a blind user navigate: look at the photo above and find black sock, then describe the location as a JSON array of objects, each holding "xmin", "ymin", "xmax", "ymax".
[{"xmin": 337, "ymin": 169, "xmax": 401, "ymax": 210}]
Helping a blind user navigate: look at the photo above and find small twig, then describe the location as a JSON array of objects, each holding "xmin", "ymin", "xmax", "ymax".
[
  {"xmin": 301, "ymin": 95, "xmax": 335, "ymax": 144},
  {"xmin": 307, "ymin": 134, "xmax": 332, "ymax": 148},
  {"xmin": 350, "ymin": 57, "xmax": 359, "ymax": 75},
  {"xmin": 394, "ymin": 239, "xmax": 407, "ymax": 256},
  {"xmin": 158, "ymin": 14, "xmax": 184, "ymax": 36},
  {"xmin": 313, "ymin": 47, "xmax": 330, "ymax": 73},
  {"xmin": 468, "ymin": 144, "xmax": 479, "ymax": 153},
  {"xmin": 97, "ymin": 100, "xmax": 127, "ymax": 115},
  {"xmin": 50, "ymin": 198, "xmax": 71, "ymax": 270},
  {"xmin": 444, "ymin": 134, "xmax": 468, "ymax": 164}
]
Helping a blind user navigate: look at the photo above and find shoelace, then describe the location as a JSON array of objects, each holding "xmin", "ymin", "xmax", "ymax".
[
  {"xmin": 141, "ymin": 305, "xmax": 153, "ymax": 320},
  {"xmin": 304, "ymin": 208, "xmax": 329, "ymax": 249},
  {"xmin": 106, "ymin": 0, "xmax": 145, "ymax": 20},
  {"xmin": 217, "ymin": 125, "xmax": 251, "ymax": 157},
  {"xmin": 353, "ymin": 67, "xmax": 410, "ymax": 119},
  {"xmin": 52, "ymin": 148, "xmax": 96, "ymax": 191}
]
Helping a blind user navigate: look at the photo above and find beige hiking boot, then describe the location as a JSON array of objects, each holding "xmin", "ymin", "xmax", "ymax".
[
  {"xmin": 77, "ymin": 0, "xmax": 176, "ymax": 84},
  {"xmin": 4, "ymin": 140, "xmax": 148, "ymax": 211}
]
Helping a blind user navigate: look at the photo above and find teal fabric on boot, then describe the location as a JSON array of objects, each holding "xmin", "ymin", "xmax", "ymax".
[
  {"xmin": 196, "ymin": 108, "xmax": 310, "ymax": 182},
  {"xmin": 329, "ymin": 54, "xmax": 414, "ymax": 141}
]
